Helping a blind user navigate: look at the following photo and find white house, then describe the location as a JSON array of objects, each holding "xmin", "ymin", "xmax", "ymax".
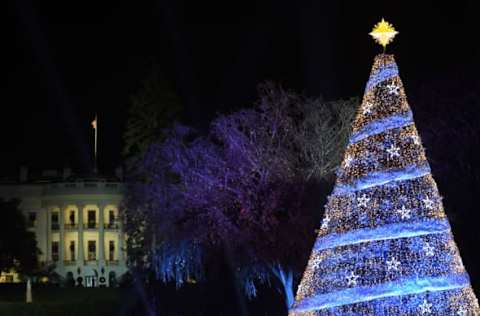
[{"xmin": 0, "ymin": 167, "xmax": 128, "ymax": 287}]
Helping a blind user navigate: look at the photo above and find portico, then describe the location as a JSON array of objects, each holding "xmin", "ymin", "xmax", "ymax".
[{"xmin": 0, "ymin": 169, "xmax": 128, "ymax": 287}]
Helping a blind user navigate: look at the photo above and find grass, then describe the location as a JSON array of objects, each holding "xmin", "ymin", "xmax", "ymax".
[{"xmin": 0, "ymin": 285, "xmax": 134, "ymax": 316}]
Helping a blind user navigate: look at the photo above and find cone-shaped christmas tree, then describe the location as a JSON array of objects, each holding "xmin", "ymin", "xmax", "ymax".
[{"xmin": 289, "ymin": 20, "xmax": 479, "ymax": 315}]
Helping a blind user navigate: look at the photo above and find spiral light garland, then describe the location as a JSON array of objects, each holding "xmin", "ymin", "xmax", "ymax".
[{"xmin": 288, "ymin": 53, "xmax": 480, "ymax": 315}]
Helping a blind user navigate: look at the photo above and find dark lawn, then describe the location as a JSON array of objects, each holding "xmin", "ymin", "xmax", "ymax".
[
  {"xmin": 0, "ymin": 281, "xmax": 287, "ymax": 316},
  {"xmin": 0, "ymin": 284, "xmax": 140, "ymax": 316}
]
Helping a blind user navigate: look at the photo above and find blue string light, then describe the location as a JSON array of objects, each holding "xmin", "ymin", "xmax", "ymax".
[{"xmin": 289, "ymin": 54, "xmax": 479, "ymax": 315}]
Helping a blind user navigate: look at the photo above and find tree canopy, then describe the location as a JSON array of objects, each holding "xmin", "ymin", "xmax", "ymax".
[
  {"xmin": 124, "ymin": 82, "xmax": 358, "ymax": 302},
  {"xmin": 123, "ymin": 65, "xmax": 183, "ymax": 166},
  {"xmin": 0, "ymin": 199, "xmax": 38, "ymax": 275}
]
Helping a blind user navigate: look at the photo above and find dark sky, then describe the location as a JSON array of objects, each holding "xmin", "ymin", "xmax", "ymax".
[{"xmin": 5, "ymin": 0, "xmax": 478, "ymax": 176}]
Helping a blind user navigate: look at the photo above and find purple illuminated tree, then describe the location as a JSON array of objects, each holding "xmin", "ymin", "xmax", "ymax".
[
  {"xmin": 289, "ymin": 54, "xmax": 480, "ymax": 315},
  {"xmin": 124, "ymin": 83, "xmax": 357, "ymax": 306}
]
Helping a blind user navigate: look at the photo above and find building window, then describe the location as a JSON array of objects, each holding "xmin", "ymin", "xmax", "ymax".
[
  {"xmin": 51, "ymin": 212, "xmax": 59, "ymax": 230},
  {"xmin": 109, "ymin": 210, "xmax": 115, "ymax": 223},
  {"xmin": 69, "ymin": 210, "xmax": 75, "ymax": 224},
  {"xmin": 108, "ymin": 210, "xmax": 117, "ymax": 229},
  {"xmin": 28, "ymin": 212, "xmax": 36, "ymax": 228},
  {"xmin": 87, "ymin": 210, "xmax": 96, "ymax": 229},
  {"xmin": 69, "ymin": 241, "xmax": 75, "ymax": 261},
  {"xmin": 88, "ymin": 240, "xmax": 96, "ymax": 261},
  {"xmin": 52, "ymin": 241, "xmax": 59, "ymax": 261},
  {"xmin": 109, "ymin": 240, "xmax": 115, "ymax": 261},
  {"xmin": 66, "ymin": 210, "xmax": 76, "ymax": 229}
]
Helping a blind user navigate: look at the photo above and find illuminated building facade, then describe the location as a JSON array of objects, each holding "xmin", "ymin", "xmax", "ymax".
[{"xmin": 0, "ymin": 167, "xmax": 127, "ymax": 287}]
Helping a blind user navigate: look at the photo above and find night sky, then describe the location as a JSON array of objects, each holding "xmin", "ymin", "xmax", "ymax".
[{"xmin": 6, "ymin": 0, "xmax": 478, "ymax": 175}]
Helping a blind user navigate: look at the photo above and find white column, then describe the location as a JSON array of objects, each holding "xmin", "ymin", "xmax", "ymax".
[
  {"xmin": 98, "ymin": 203, "xmax": 105, "ymax": 263},
  {"xmin": 46, "ymin": 207, "xmax": 51, "ymax": 262},
  {"xmin": 118, "ymin": 213, "xmax": 124, "ymax": 263},
  {"xmin": 58, "ymin": 204, "xmax": 65, "ymax": 268},
  {"xmin": 78, "ymin": 204, "xmax": 84, "ymax": 264}
]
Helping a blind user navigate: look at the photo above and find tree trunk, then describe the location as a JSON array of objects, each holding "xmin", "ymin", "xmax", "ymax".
[{"xmin": 271, "ymin": 263, "xmax": 294, "ymax": 309}]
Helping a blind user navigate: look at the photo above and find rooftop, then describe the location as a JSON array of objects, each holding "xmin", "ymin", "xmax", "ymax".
[{"xmin": 0, "ymin": 166, "xmax": 123, "ymax": 185}]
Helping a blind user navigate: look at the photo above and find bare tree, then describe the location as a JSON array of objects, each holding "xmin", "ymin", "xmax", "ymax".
[{"xmin": 124, "ymin": 82, "xmax": 358, "ymax": 308}]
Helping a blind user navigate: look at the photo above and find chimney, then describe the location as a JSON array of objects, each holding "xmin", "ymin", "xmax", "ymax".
[
  {"xmin": 115, "ymin": 166, "xmax": 123, "ymax": 181},
  {"xmin": 63, "ymin": 167, "xmax": 72, "ymax": 180},
  {"xmin": 19, "ymin": 166, "xmax": 28, "ymax": 183}
]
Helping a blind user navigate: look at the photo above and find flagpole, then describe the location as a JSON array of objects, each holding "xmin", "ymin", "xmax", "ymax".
[{"xmin": 94, "ymin": 113, "xmax": 98, "ymax": 173}]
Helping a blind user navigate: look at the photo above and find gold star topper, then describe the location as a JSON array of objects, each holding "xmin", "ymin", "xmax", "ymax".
[{"xmin": 369, "ymin": 18, "xmax": 398, "ymax": 50}]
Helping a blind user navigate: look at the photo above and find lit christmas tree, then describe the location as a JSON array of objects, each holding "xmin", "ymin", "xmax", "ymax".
[{"xmin": 289, "ymin": 19, "xmax": 480, "ymax": 315}]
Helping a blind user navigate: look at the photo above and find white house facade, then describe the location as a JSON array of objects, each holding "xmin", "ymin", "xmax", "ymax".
[{"xmin": 0, "ymin": 167, "xmax": 128, "ymax": 287}]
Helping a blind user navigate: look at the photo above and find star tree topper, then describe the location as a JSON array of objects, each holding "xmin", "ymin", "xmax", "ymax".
[{"xmin": 369, "ymin": 18, "xmax": 398, "ymax": 50}]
